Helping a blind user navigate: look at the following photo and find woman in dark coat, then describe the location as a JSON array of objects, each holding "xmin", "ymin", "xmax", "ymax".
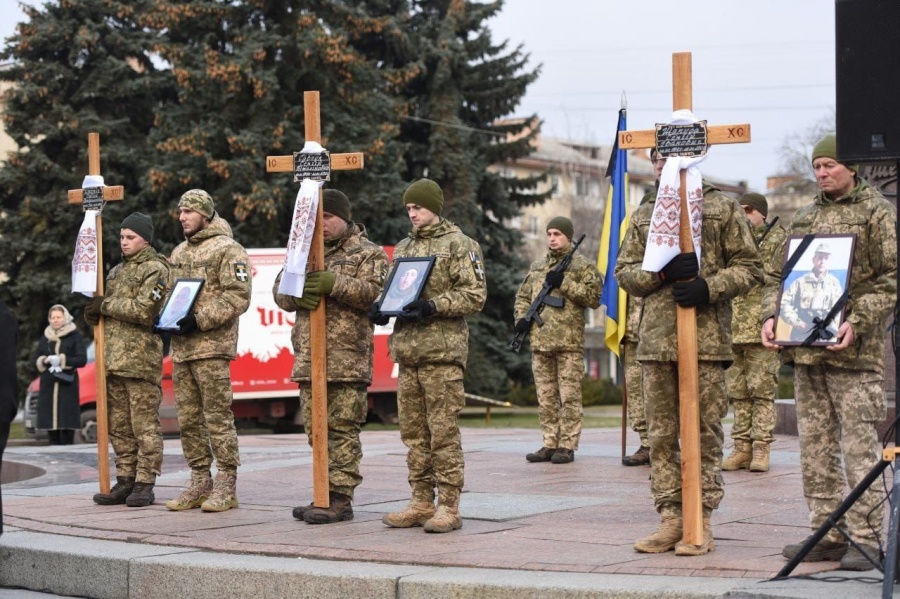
[{"xmin": 32, "ymin": 304, "xmax": 86, "ymax": 445}]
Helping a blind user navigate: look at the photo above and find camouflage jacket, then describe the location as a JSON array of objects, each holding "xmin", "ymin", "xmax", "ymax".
[
  {"xmin": 168, "ymin": 216, "xmax": 251, "ymax": 362},
  {"xmin": 388, "ymin": 218, "xmax": 487, "ymax": 368},
  {"xmin": 622, "ymin": 189, "xmax": 658, "ymax": 344},
  {"xmin": 514, "ymin": 248, "xmax": 602, "ymax": 352},
  {"xmin": 273, "ymin": 223, "xmax": 388, "ymax": 383},
  {"xmin": 614, "ymin": 184, "xmax": 765, "ymax": 362},
  {"xmin": 101, "ymin": 246, "xmax": 169, "ymax": 383},
  {"xmin": 731, "ymin": 221, "xmax": 786, "ymax": 344},
  {"xmin": 762, "ymin": 178, "xmax": 897, "ymax": 373}
]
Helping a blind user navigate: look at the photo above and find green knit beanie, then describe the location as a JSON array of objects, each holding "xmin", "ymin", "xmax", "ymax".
[
  {"xmin": 402, "ymin": 179, "xmax": 444, "ymax": 215},
  {"xmin": 120, "ymin": 212, "xmax": 154, "ymax": 243},
  {"xmin": 811, "ymin": 133, "xmax": 858, "ymax": 173},
  {"xmin": 738, "ymin": 192, "xmax": 768, "ymax": 219},
  {"xmin": 547, "ymin": 216, "xmax": 574, "ymax": 240},
  {"xmin": 178, "ymin": 189, "xmax": 216, "ymax": 218},
  {"xmin": 322, "ymin": 189, "xmax": 351, "ymax": 222}
]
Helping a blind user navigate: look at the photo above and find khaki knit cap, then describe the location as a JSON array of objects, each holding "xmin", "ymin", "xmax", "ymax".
[
  {"xmin": 402, "ymin": 179, "xmax": 444, "ymax": 215},
  {"xmin": 322, "ymin": 189, "xmax": 351, "ymax": 222},
  {"xmin": 738, "ymin": 192, "xmax": 768, "ymax": 219},
  {"xmin": 547, "ymin": 216, "xmax": 574, "ymax": 240},
  {"xmin": 811, "ymin": 133, "xmax": 859, "ymax": 173},
  {"xmin": 178, "ymin": 189, "xmax": 215, "ymax": 219}
]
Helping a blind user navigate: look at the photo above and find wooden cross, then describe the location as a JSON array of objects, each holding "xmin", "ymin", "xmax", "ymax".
[
  {"xmin": 266, "ymin": 91, "xmax": 365, "ymax": 508},
  {"xmin": 618, "ymin": 52, "xmax": 751, "ymax": 546},
  {"xmin": 67, "ymin": 132, "xmax": 125, "ymax": 495}
]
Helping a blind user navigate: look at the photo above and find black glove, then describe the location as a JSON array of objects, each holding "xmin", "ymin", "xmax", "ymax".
[
  {"xmin": 367, "ymin": 302, "xmax": 390, "ymax": 326},
  {"xmin": 398, "ymin": 299, "xmax": 436, "ymax": 324},
  {"xmin": 83, "ymin": 295, "xmax": 103, "ymax": 327},
  {"xmin": 175, "ymin": 314, "xmax": 198, "ymax": 335},
  {"xmin": 672, "ymin": 278, "xmax": 710, "ymax": 307},
  {"xmin": 514, "ymin": 318, "xmax": 530, "ymax": 334},
  {"xmin": 660, "ymin": 252, "xmax": 699, "ymax": 282},
  {"xmin": 545, "ymin": 270, "xmax": 564, "ymax": 289}
]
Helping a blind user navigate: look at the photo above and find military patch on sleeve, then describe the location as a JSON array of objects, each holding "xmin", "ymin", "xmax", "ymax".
[
  {"xmin": 469, "ymin": 251, "xmax": 485, "ymax": 281},
  {"xmin": 151, "ymin": 278, "xmax": 166, "ymax": 303},
  {"xmin": 234, "ymin": 262, "xmax": 250, "ymax": 284}
]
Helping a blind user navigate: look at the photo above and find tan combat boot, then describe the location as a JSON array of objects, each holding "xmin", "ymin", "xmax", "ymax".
[
  {"xmin": 382, "ymin": 500, "xmax": 435, "ymax": 528},
  {"xmin": 675, "ymin": 511, "xmax": 715, "ymax": 556},
  {"xmin": 200, "ymin": 471, "xmax": 239, "ymax": 512},
  {"xmin": 634, "ymin": 507, "xmax": 683, "ymax": 553},
  {"xmin": 721, "ymin": 439, "xmax": 752, "ymax": 471},
  {"xmin": 424, "ymin": 505, "xmax": 463, "ymax": 533},
  {"xmin": 749, "ymin": 441, "xmax": 770, "ymax": 472},
  {"xmin": 165, "ymin": 470, "xmax": 212, "ymax": 511}
]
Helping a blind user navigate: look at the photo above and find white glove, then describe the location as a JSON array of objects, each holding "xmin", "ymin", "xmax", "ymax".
[{"xmin": 47, "ymin": 355, "xmax": 60, "ymax": 368}]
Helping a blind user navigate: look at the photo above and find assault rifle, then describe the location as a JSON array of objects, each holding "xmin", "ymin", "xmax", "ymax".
[
  {"xmin": 756, "ymin": 215, "xmax": 780, "ymax": 248},
  {"xmin": 508, "ymin": 234, "xmax": 586, "ymax": 353}
]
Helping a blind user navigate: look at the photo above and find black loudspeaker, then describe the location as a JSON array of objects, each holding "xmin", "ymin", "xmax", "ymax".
[{"xmin": 835, "ymin": 0, "xmax": 900, "ymax": 163}]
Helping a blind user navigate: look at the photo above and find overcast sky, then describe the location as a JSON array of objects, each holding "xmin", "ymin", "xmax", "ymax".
[{"xmin": 1, "ymin": 0, "xmax": 836, "ymax": 192}]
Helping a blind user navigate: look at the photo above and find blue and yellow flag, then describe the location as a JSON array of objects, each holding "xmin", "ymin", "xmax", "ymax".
[{"xmin": 597, "ymin": 108, "xmax": 629, "ymax": 357}]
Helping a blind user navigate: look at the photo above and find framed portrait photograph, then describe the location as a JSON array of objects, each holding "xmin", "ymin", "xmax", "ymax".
[
  {"xmin": 378, "ymin": 257, "xmax": 435, "ymax": 316},
  {"xmin": 773, "ymin": 234, "xmax": 856, "ymax": 346},
  {"xmin": 156, "ymin": 278, "xmax": 204, "ymax": 331}
]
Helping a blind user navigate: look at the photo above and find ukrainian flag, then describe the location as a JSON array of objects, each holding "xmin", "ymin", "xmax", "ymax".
[{"xmin": 597, "ymin": 108, "xmax": 629, "ymax": 357}]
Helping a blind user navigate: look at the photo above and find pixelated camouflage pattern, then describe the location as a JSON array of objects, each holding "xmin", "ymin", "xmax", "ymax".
[
  {"xmin": 273, "ymin": 224, "xmax": 387, "ymax": 383},
  {"xmin": 622, "ymin": 340, "xmax": 648, "ymax": 446},
  {"xmin": 731, "ymin": 222, "xmax": 785, "ymax": 344},
  {"xmin": 101, "ymin": 245, "xmax": 169, "ymax": 384},
  {"xmin": 107, "ymin": 375, "xmax": 163, "ymax": 483},
  {"xmin": 397, "ymin": 362, "xmax": 465, "ymax": 507},
  {"xmin": 726, "ymin": 344, "xmax": 778, "ymax": 443},
  {"xmin": 614, "ymin": 184, "xmax": 765, "ymax": 362},
  {"xmin": 623, "ymin": 292, "xmax": 643, "ymax": 343},
  {"xmin": 168, "ymin": 217, "xmax": 251, "ymax": 362},
  {"xmin": 779, "ymin": 271, "xmax": 845, "ymax": 341},
  {"xmin": 513, "ymin": 248, "xmax": 602, "ymax": 352},
  {"xmin": 173, "ymin": 359, "xmax": 241, "ymax": 473},
  {"xmin": 762, "ymin": 179, "xmax": 897, "ymax": 373},
  {"xmin": 794, "ymin": 364, "xmax": 885, "ymax": 545},
  {"xmin": 300, "ymin": 382, "xmax": 367, "ymax": 498},
  {"xmin": 532, "ymin": 351, "xmax": 584, "ymax": 450},
  {"xmin": 388, "ymin": 218, "xmax": 486, "ymax": 369},
  {"xmin": 643, "ymin": 360, "xmax": 728, "ymax": 511}
]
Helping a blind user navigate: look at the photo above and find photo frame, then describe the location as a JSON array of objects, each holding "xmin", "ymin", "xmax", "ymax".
[
  {"xmin": 156, "ymin": 278, "xmax": 204, "ymax": 331},
  {"xmin": 378, "ymin": 257, "xmax": 435, "ymax": 316},
  {"xmin": 773, "ymin": 233, "xmax": 856, "ymax": 346}
]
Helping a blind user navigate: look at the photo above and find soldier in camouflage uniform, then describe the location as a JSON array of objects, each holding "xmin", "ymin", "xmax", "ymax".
[
  {"xmin": 615, "ymin": 177, "xmax": 763, "ymax": 556},
  {"xmin": 84, "ymin": 213, "xmax": 169, "ymax": 507},
  {"xmin": 779, "ymin": 243, "xmax": 844, "ymax": 342},
  {"xmin": 722, "ymin": 193, "xmax": 786, "ymax": 473},
  {"xmin": 762, "ymin": 133, "xmax": 896, "ymax": 571},
  {"xmin": 273, "ymin": 189, "xmax": 388, "ymax": 525},
  {"xmin": 368, "ymin": 179, "xmax": 486, "ymax": 534},
  {"xmin": 163, "ymin": 190, "xmax": 251, "ymax": 514},
  {"xmin": 514, "ymin": 216, "xmax": 601, "ymax": 465}
]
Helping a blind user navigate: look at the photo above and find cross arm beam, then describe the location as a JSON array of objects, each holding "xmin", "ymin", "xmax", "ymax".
[
  {"xmin": 266, "ymin": 152, "xmax": 365, "ymax": 173},
  {"xmin": 67, "ymin": 186, "xmax": 125, "ymax": 204},
  {"xmin": 618, "ymin": 125, "xmax": 751, "ymax": 150}
]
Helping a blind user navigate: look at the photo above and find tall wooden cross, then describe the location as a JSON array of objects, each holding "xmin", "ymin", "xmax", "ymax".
[
  {"xmin": 67, "ymin": 132, "xmax": 125, "ymax": 494},
  {"xmin": 618, "ymin": 52, "xmax": 751, "ymax": 546},
  {"xmin": 266, "ymin": 91, "xmax": 365, "ymax": 508}
]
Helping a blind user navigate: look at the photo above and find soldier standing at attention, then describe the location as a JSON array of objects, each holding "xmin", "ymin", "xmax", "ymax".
[
  {"xmin": 515, "ymin": 216, "xmax": 601, "ymax": 464},
  {"xmin": 615, "ymin": 174, "xmax": 763, "ymax": 556},
  {"xmin": 368, "ymin": 178, "xmax": 486, "ymax": 533},
  {"xmin": 763, "ymin": 133, "xmax": 896, "ymax": 571},
  {"xmin": 164, "ymin": 190, "xmax": 251, "ymax": 513},
  {"xmin": 86, "ymin": 213, "xmax": 169, "ymax": 507},
  {"xmin": 721, "ymin": 193, "xmax": 786, "ymax": 473},
  {"xmin": 274, "ymin": 189, "xmax": 388, "ymax": 524}
]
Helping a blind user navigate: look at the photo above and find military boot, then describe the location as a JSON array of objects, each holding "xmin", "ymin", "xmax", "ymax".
[
  {"xmin": 622, "ymin": 445, "xmax": 651, "ymax": 467},
  {"xmin": 424, "ymin": 505, "xmax": 463, "ymax": 533},
  {"xmin": 165, "ymin": 470, "xmax": 213, "ymax": 511},
  {"xmin": 303, "ymin": 493, "xmax": 354, "ymax": 524},
  {"xmin": 634, "ymin": 507, "xmax": 683, "ymax": 553},
  {"xmin": 201, "ymin": 471, "xmax": 239, "ymax": 512},
  {"xmin": 721, "ymin": 439, "xmax": 752, "ymax": 471},
  {"xmin": 292, "ymin": 502, "xmax": 315, "ymax": 520},
  {"xmin": 525, "ymin": 447, "xmax": 556, "ymax": 462},
  {"xmin": 382, "ymin": 500, "xmax": 435, "ymax": 528},
  {"xmin": 125, "ymin": 482, "xmax": 155, "ymax": 507},
  {"xmin": 840, "ymin": 543, "xmax": 881, "ymax": 571},
  {"xmin": 675, "ymin": 511, "xmax": 716, "ymax": 556},
  {"xmin": 93, "ymin": 476, "xmax": 135, "ymax": 506},
  {"xmin": 551, "ymin": 448, "xmax": 575, "ymax": 464},
  {"xmin": 749, "ymin": 441, "xmax": 770, "ymax": 472}
]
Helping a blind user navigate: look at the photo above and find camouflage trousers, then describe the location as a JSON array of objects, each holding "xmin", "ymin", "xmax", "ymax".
[
  {"xmin": 532, "ymin": 351, "xmax": 584, "ymax": 451},
  {"xmin": 622, "ymin": 341, "xmax": 648, "ymax": 447},
  {"xmin": 300, "ymin": 382, "xmax": 367, "ymax": 499},
  {"xmin": 642, "ymin": 361, "xmax": 727, "ymax": 512},
  {"xmin": 794, "ymin": 364, "xmax": 886, "ymax": 546},
  {"xmin": 173, "ymin": 359, "xmax": 241, "ymax": 474},
  {"xmin": 107, "ymin": 375, "xmax": 163, "ymax": 484},
  {"xmin": 397, "ymin": 362, "xmax": 465, "ymax": 507},
  {"xmin": 725, "ymin": 343, "xmax": 779, "ymax": 443}
]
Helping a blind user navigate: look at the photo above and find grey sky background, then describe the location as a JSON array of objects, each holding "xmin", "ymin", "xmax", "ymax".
[{"xmin": 2, "ymin": 0, "xmax": 836, "ymax": 192}]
